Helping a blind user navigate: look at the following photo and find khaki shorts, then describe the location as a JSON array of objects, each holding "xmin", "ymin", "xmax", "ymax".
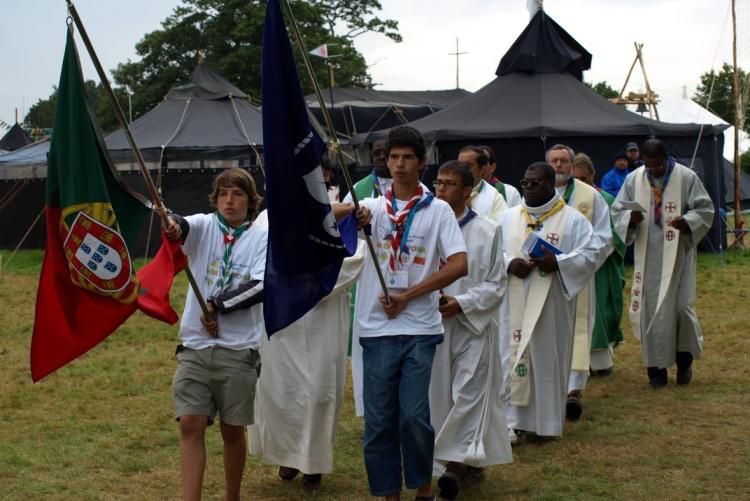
[{"xmin": 172, "ymin": 346, "xmax": 260, "ymax": 426}]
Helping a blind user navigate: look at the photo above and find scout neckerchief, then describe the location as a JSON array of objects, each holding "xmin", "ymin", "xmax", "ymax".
[
  {"xmin": 215, "ymin": 212, "xmax": 251, "ymax": 292},
  {"xmin": 458, "ymin": 207, "xmax": 477, "ymax": 228},
  {"xmin": 646, "ymin": 156, "xmax": 675, "ymax": 227},
  {"xmin": 520, "ymin": 197, "xmax": 566, "ymax": 233},
  {"xmin": 385, "ymin": 185, "xmax": 433, "ymax": 271}
]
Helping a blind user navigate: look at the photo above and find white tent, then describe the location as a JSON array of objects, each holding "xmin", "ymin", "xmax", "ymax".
[{"xmin": 627, "ymin": 86, "xmax": 750, "ymax": 161}]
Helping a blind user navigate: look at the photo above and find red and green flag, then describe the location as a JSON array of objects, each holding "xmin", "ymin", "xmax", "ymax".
[{"xmin": 31, "ymin": 28, "xmax": 185, "ymax": 382}]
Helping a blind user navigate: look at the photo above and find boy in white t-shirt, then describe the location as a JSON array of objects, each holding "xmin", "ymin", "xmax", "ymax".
[
  {"xmin": 345, "ymin": 126, "xmax": 468, "ymax": 501},
  {"xmin": 164, "ymin": 168, "xmax": 266, "ymax": 501}
]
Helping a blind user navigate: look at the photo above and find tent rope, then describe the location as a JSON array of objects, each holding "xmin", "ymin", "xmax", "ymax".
[
  {"xmin": 0, "ymin": 179, "xmax": 28, "ymax": 212},
  {"xmin": 143, "ymin": 98, "xmax": 193, "ymax": 262},
  {"xmin": 4, "ymin": 206, "xmax": 44, "ymax": 271},
  {"xmin": 229, "ymin": 95, "xmax": 265, "ymax": 177}
]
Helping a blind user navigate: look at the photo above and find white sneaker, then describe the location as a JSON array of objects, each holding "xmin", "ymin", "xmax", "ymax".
[{"xmin": 508, "ymin": 428, "xmax": 518, "ymax": 446}]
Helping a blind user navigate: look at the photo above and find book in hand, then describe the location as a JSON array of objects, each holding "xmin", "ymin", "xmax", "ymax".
[{"xmin": 521, "ymin": 231, "xmax": 562, "ymax": 258}]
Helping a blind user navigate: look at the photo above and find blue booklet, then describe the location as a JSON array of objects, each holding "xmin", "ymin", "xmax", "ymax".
[{"xmin": 521, "ymin": 232, "xmax": 563, "ymax": 258}]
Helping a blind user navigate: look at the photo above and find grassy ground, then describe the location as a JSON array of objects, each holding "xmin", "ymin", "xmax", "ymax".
[{"xmin": 1, "ymin": 248, "xmax": 749, "ymax": 500}]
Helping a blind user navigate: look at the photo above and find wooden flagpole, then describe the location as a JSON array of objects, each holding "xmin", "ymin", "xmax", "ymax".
[
  {"xmin": 64, "ymin": 0, "xmax": 212, "ymax": 317},
  {"xmin": 279, "ymin": 0, "xmax": 390, "ymax": 301}
]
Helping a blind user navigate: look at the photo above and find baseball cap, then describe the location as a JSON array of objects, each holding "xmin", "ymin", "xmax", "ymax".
[{"xmin": 626, "ymin": 142, "xmax": 639, "ymax": 151}]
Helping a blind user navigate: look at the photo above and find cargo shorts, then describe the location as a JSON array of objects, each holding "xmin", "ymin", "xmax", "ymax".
[{"xmin": 172, "ymin": 345, "xmax": 260, "ymax": 426}]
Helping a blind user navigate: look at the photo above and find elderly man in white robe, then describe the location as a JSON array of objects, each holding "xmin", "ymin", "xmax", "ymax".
[
  {"xmin": 247, "ymin": 210, "xmax": 366, "ymax": 493},
  {"xmin": 547, "ymin": 144, "xmax": 613, "ymax": 422},
  {"xmin": 458, "ymin": 145, "xmax": 508, "ymax": 222},
  {"xmin": 611, "ymin": 139, "xmax": 714, "ymax": 388},
  {"xmin": 428, "ymin": 160, "xmax": 512, "ymax": 500},
  {"xmin": 499, "ymin": 162, "xmax": 598, "ymax": 441}
]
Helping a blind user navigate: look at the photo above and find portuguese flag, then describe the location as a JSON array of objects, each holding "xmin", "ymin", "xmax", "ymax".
[{"xmin": 31, "ymin": 29, "xmax": 185, "ymax": 382}]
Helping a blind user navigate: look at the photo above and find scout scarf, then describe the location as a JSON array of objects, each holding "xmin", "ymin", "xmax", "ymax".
[
  {"xmin": 385, "ymin": 186, "xmax": 433, "ymax": 271},
  {"xmin": 215, "ymin": 212, "xmax": 251, "ymax": 292}
]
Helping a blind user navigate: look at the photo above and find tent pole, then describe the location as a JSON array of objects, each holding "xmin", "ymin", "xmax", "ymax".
[
  {"xmin": 732, "ymin": 0, "xmax": 745, "ymax": 247},
  {"xmin": 65, "ymin": 0, "xmax": 212, "ymax": 317},
  {"xmin": 280, "ymin": 0, "xmax": 390, "ymax": 302}
]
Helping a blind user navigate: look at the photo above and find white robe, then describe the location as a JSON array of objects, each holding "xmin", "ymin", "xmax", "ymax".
[
  {"xmin": 247, "ymin": 213, "xmax": 366, "ymax": 474},
  {"xmin": 429, "ymin": 214, "xmax": 512, "ymax": 468},
  {"xmin": 502, "ymin": 183, "xmax": 523, "ymax": 208},
  {"xmin": 470, "ymin": 179, "xmax": 508, "ymax": 223},
  {"xmin": 499, "ymin": 197, "xmax": 598, "ymax": 437},
  {"xmin": 611, "ymin": 164, "xmax": 714, "ymax": 368},
  {"xmin": 556, "ymin": 181, "xmax": 613, "ymax": 392}
]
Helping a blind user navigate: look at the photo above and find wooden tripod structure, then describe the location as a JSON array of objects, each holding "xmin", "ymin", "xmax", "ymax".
[{"xmin": 610, "ymin": 43, "xmax": 660, "ymax": 120}]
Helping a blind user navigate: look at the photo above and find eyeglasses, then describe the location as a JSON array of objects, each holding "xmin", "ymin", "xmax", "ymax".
[
  {"xmin": 432, "ymin": 179, "xmax": 461, "ymax": 188},
  {"xmin": 519, "ymin": 178, "xmax": 544, "ymax": 188}
]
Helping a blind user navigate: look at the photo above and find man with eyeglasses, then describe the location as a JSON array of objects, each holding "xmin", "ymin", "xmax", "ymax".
[
  {"xmin": 546, "ymin": 144, "xmax": 613, "ymax": 422},
  {"xmin": 428, "ymin": 160, "xmax": 512, "ymax": 500},
  {"xmin": 611, "ymin": 139, "xmax": 714, "ymax": 388},
  {"xmin": 498, "ymin": 162, "xmax": 598, "ymax": 443},
  {"xmin": 457, "ymin": 145, "xmax": 508, "ymax": 222}
]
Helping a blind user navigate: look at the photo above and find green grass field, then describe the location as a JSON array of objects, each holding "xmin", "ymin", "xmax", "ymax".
[{"xmin": 1, "ymin": 249, "xmax": 749, "ymax": 500}]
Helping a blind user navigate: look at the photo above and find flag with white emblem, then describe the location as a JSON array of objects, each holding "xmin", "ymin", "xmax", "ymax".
[{"xmin": 261, "ymin": 0, "xmax": 357, "ymax": 335}]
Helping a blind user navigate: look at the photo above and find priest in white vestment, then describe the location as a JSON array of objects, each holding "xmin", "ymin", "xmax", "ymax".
[
  {"xmin": 499, "ymin": 162, "xmax": 598, "ymax": 439},
  {"xmin": 458, "ymin": 145, "xmax": 508, "ymax": 222},
  {"xmin": 611, "ymin": 139, "xmax": 714, "ymax": 388},
  {"xmin": 428, "ymin": 161, "xmax": 512, "ymax": 500},
  {"xmin": 247, "ymin": 210, "xmax": 366, "ymax": 492},
  {"xmin": 547, "ymin": 144, "xmax": 613, "ymax": 421}
]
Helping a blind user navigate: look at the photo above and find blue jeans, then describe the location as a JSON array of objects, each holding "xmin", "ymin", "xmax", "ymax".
[{"xmin": 360, "ymin": 334, "xmax": 443, "ymax": 496}]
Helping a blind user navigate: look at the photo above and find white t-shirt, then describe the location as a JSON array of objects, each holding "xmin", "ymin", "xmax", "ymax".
[
  {"xmin": 178, "ymin": 213, "xmax": 267, "ymax": 350},
  {"xmin": 357, "ymin": 195, "xmax": 467, "ymax": 337}
]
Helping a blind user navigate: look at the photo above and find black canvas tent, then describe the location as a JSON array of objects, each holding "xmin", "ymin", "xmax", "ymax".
[
  {"xmin": 106, "ymin": 62, "xmax": 263, "ymax": 165},
  {"xmin": 0, "ymin": 123, "xmax": 33, "ymax": 152},
  {"xmin": 354, "ymin": 9, "xmax": 728, "ymax": 252},
  {"xmin": 307, "ymin": 87, "xmax": 470, "ymax": 138}
]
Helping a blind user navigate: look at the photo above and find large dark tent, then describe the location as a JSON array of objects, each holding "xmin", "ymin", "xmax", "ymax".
[
  {"xmin": 106, "ymin": 62, "xmax": 263, "ymax": 166},
  {"xmin": 0, "ymin": 123, "xmax": 33, "ymax": 152},
  {"xmin": 354, "ymin": 9, "xmax": 728, "ymax": 252},
  {"xmin": 0, "ymin": 139, "xmax": 49, "ymax": 249},
  {"xmin": 104, "ymin": 62, "xmax": 266, "ymax": 256},
  {"xmin": 306, "ymin": 87, "xmax": 470, "ymax": 138}
]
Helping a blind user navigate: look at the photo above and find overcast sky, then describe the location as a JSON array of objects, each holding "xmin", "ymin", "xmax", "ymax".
[{"xmin": 1, "ymin": 0, "xmax": 747, "ymax": 126}]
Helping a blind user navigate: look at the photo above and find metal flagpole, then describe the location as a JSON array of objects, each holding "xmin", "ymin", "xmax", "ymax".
[
  {"xmin": 64, "ymin": 0, "xmax": 212, "ymax": 317},
  {"xmin": 280, "ymin": 0, "xmax": 390, "ymax": 301}
]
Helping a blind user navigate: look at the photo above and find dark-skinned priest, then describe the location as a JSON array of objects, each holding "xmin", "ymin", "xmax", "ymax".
[{"xmin": 498, "ymin": 162, "xmax": 599, "ymax": 442}]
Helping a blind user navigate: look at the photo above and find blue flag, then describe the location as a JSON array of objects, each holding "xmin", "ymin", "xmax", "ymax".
[{"xmin": 262, "ymin": 0, "xmax": 357, "ymax": 335}]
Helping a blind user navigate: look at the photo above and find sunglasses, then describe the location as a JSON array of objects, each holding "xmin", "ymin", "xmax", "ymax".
[
  {"xmin": 519, "ymin": 178, "xmax": 544, "ymax": 188},
  {"xmin": 432, "ymin": 179, "xmax": 462, "ymax": 188}
]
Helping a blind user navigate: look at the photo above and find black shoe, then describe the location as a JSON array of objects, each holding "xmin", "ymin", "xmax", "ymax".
[
  {"xmin": 462, "ymin": 466, "xmax": 485, "ymax": 488},
  {"xmin": 301, "ymin": 474, "xmax": 322, "ymax": 492},
  {"xmin": 592, "ymin": 367, "xmax": 612, "ymax": 377},
  {"xmin": 438, "ymin": 462, "xmax": 466, "ymax": 500},
  {"xmin": 676, "ymin": 352, "xmax": 694, "ymax": 385},
  {"xmin": 566, "ymin": 391, "xmax": 583, "ymax": 421},
  {"xmin": 278, "ymin": 466, "xmax": 299, "ymax": 481},
  {"xmin": 647, "ymin": 367, "xmax": 668, "ymax": 388}
]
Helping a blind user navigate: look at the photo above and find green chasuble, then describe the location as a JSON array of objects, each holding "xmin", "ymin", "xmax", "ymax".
[
  {"xmin": 493, "ymin": 180, "xmax": 507, "ymax": 201},
  {"xmin": 592, "ymin": 188, "xmax": 626, "ymax": 350}
]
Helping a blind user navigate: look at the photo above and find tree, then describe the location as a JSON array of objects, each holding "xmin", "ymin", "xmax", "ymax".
[
  {"xmin": 584, "ymin": 80, "xmax": 619, "ymax": 99},
  {"xmin": 694, "ymin": 63, "xmax": 750, "ymax": 132},
  {"xmin": 111, "ymin": 0, "xmax": 400, "ymax": 122},
  {"xmin": 25, "ymin": 81, "xmax": 130, "ymax": 132}
]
